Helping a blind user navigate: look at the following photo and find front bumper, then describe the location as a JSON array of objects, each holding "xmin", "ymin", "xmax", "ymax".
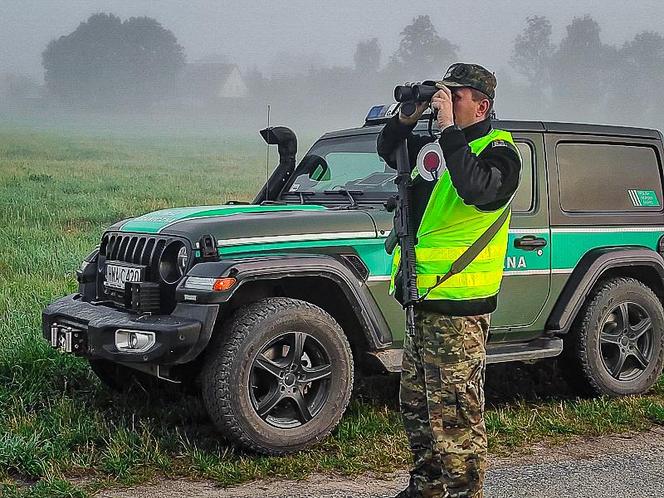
[{"xmin": 42, "ymin": 294, "xmax": 219, "ymax": 364}]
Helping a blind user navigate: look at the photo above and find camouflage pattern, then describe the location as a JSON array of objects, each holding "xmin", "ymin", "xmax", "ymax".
[
  {"xmin": 399, "ymin": 310, "xmax": 490, "ymax": 498},
  {"xmin": 440, "ymin": 63, "xmax": 496, "ymax": 100}
]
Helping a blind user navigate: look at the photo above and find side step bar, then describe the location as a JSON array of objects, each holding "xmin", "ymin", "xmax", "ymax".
[
  {"xmin": 369, "ymin": 337, "xmax": 564, "ymax": 373},
  {"xmin": 486, "ymin": 337, "xmax": 563, "ymax": 364}
]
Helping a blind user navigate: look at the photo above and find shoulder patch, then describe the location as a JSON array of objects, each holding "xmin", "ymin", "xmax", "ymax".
[{"xmin": 490, "ymin": 139, "xmax": 520, "ymax": 158}]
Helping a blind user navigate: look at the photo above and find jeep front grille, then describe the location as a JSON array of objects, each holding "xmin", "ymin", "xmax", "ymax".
[
  {"xmin": 101, "ymin": 234, "xmax": 167, "ymax": 270},
  {"xmin": 99, "ymin": 233, "xmax": 179, "ymax": 312}
]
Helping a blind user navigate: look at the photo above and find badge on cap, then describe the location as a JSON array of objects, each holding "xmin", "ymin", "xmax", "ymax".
[
  {"xmin": 415, "ymin": 142, "xmax": 446, "ymax": 182},
  {"xmin": 452, "ymin": 64, "xmax": 469, "ymax": 78}
]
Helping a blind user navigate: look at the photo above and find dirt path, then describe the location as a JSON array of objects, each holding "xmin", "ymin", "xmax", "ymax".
[{"xmin": 97, "ymin": 427, "xmax": 664, "ymax": 498}]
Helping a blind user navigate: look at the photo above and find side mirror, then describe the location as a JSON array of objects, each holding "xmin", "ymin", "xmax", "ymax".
[
  {"xmin": 300, "ymin": 155, "xmax": 330, "ymax": 182},
  {"xmin": 310, "ymin": 164, "xmax": 331, "ymax": 182}
]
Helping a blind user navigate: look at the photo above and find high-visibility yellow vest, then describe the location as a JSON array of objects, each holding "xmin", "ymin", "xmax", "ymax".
[{"xmin": 389, "ymin": 129, "xmax": 516, "ymax": 301}]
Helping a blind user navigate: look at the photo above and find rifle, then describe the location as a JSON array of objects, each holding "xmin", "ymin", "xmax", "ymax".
[{"xmin": 385, "ymin": 138, "xmax": 418, "ymax": 338}]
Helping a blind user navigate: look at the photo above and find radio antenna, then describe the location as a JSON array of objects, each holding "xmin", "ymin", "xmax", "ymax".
[{"xmin": 264, "ymin": 104, "xmax": 271, "ymax": 201}]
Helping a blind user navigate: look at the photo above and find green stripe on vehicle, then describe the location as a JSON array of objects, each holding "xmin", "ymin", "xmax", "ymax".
[
  {"xmin": 120, "ymin": 204, "xmax": 326, "ymax": 234},
  {"xmin": 551, "ymin": 228, "xmax": 662, "ymax": 270},
  {"xmin": 198, "ymin": 227, "xmax": 663, "ymax": 280}
]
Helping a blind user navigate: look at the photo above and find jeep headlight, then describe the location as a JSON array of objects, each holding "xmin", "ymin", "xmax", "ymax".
[
  {"xmin": 177, "ymin": 246, "xmax": 189, "ymax": 275},
  {"xmin": 159, "ymin": 241, "xmax": 189, "ymax": 284}
]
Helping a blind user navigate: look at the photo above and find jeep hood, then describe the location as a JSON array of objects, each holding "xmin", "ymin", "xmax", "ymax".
[{"xmin": 112, "ymin": 204, "xmax": 378, "ymax": 248}]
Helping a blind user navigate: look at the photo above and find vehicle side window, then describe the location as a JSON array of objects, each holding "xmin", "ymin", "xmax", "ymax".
[
  {"xmin": 557, "ymin": 143, "xmax": 663, "ymax": 212},
  {"xmin": 512, "ymin": 142, "xmax": 534, "ymax": 213}
]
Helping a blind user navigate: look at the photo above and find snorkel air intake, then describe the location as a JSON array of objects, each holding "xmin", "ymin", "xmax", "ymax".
[{"xmin": 254, "ymin": 126, "xmax": 298, "ymax": 203}]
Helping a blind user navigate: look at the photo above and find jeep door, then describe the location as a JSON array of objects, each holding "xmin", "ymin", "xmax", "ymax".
[{"xmin": 490, "ymin": 132, "xmax": 552, "ymax": 341}]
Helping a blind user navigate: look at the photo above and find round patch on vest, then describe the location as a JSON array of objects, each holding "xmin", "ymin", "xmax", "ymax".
[{"xmin": 416, "ymin": 142, "xmax": 446, "ymax": 181}]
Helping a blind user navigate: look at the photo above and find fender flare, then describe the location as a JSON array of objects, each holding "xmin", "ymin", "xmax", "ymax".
[
  {"xmin": 179, "ymin": 254, "xmax": 393, "ymax": 350},
  {"xmin": 546, "ymin": 246, "xmax": 664, "ymax": 334}
]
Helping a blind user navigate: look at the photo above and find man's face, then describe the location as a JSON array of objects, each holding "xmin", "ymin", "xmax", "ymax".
[{"xmin": 451, "ymin": 87, "xmax": 487, "ymax": 129}]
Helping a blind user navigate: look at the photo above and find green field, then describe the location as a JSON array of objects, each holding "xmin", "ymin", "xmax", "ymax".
[{"xmin": 0, "ymin": 129, "xmax": 662, "ymax": 497}]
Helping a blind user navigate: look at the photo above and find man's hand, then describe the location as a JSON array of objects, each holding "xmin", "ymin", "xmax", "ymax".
[
  {"xmin": 398, "ymin": 101, "xmax": 429, "ymax": 126},
  {"xmin": 431, "ymin": 86, "xmax": 454, "ymax": 130}
]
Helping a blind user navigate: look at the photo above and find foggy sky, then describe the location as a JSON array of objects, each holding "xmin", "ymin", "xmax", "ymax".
[{"xmin": 3, "ymin": 0, "xmax": 664, "ymax": 81}]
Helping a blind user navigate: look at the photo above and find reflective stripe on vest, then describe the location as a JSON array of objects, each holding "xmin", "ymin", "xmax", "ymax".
[{"xmin": 389, "ymin": 128, "xmax": 516, "ymax": 301}]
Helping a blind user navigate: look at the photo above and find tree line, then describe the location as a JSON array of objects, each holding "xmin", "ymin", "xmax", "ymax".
[
  {"xmin": 3, "ymin": 12, "xmax": 663, "ymax": 128},
  {"xmin": 509, "ymin": 15, "xmax": 664, "ymax": 126}
]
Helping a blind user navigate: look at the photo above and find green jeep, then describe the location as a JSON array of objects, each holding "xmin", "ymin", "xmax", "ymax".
[{"xmin": 43, "ymin": 107, "xmax": 664, "ymax": 455}]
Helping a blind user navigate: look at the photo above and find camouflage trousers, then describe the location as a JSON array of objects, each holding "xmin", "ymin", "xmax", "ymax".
[{"xmin": 400, "ymin": 310, "xmax": 490, "ymax": 498}]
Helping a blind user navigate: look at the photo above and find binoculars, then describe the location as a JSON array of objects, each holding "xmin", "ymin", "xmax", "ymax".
[{"xmin": 393, "ymin": 81, "xmax": 440, "ymax": 116}]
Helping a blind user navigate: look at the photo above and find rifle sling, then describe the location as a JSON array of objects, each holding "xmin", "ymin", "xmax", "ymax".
[{"xmin": 416, "ymin": 207, "xmax": 510, "ymax": 302}]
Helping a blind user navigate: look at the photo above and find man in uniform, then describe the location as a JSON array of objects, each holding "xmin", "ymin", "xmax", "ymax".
[{"xmin": 378, "ymin": 63, "xmax": 521, "ymax": 497}]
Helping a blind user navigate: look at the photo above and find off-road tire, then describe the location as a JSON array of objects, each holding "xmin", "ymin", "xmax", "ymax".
[
  {"xmin": 201, "ymin": 297, "xmax": 354, "ymax": 455},
  {"xmin": 563, "ymin": 277, "xmax": 664, "ymax": 396}
]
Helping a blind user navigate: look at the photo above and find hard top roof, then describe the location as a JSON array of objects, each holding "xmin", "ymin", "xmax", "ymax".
[{"xmin": 320, "ymin": 119, "xmax": 661, "ymax": 140}]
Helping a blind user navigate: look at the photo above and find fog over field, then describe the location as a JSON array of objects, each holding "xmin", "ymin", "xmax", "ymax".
[{"xmin": 2, "ymin": 0, "xmax": 664, "ymax": 137}]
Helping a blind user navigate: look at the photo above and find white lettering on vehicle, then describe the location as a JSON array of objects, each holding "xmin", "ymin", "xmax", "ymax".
[{"xmin": 505, "ymin": 256, "xmax": 527, "ymax": 270}]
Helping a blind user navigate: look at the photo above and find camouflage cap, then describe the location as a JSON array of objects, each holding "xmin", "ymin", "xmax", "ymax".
[{"xmin": 441, "ymin": 63, "xmax": 496, "ymax": 100}]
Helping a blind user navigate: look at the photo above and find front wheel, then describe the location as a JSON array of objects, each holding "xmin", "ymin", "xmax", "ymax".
[
  {"xmin": 201, "ymin": 297, "xmax": 354, "ymax": 455},
  {"xmin": 564, "ymin": 277, "xmax": 664, "ymax": 396}
]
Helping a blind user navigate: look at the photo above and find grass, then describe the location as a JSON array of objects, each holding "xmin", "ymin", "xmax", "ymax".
[{"xmin": 0, "ymin": 129, "xmax": 662, "ymax": 497}]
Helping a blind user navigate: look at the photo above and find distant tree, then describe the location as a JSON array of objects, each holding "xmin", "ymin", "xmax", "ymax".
[
  {"xmin": 612, "ymin": 31, "xmax": 664, "ymax": 125},
  {"xmin": 390, "ymin": 15, "xmax": 458, "ymax": 76},
  {"xmin": 354, "ymin": 38, "xmax": 381, "ymax": 73},
  {"xmin": 510, "ymin": 16, "xmax": 554, "ymax": 93},
  {"xmin": 549, "ymin": 15, "xmax": 618, "ymax": 121},
  {"xmin": 244, "ymin": 65, "xmax": 268, "ymax": 96},
  {"xmin": 42, "ymin": 13, "xmax": 185, "ymax": 106}
]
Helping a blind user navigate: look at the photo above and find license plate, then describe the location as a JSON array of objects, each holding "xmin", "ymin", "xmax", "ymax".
[{"xmin": 105, "ymin": 263, "xmax": 144, "ymax": 290}]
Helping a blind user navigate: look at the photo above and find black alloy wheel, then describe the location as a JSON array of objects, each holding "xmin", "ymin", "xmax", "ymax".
[
  {"xmin": 202, "ymin": 297, "xmax": 354, "ymax": 455},
  {"xmin": 249, "ymin": 331, "xmax": 333, "ymax": 428},
  {"xmin": 599, "ymin": 301, "xmax": 655, "ymax": 381},
  {"xmin": 564, "ymin": 277, "xmax": 664, "ymax": 396}
]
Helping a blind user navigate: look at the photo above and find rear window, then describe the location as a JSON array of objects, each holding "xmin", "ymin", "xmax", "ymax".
[{"xmin": 557, "ymin": 143, "xmax": 663, "ymax": 212}]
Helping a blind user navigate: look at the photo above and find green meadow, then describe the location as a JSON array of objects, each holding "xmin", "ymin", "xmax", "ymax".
[{"xmin": 0, "ymin": 128, "xmax": 662, "ymax": 497}]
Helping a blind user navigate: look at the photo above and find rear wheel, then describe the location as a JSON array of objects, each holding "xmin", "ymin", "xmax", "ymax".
[
  {"xmin": 201, "ymin": 297, "xmax": 354, "ymax": 455},
  {"xmin": 564, "ymin": 277, "xmax": 664, "ymax": 396}
]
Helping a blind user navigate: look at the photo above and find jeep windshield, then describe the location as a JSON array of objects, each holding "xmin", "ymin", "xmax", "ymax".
[{"xmin": 279, "ymin": 133, "xmax": 396, "ymax": 203}]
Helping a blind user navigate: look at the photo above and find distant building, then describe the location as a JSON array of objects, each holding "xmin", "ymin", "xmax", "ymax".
[{"xmin": 180, "ymin": 62, "xmax": 248, "ymax": 104}]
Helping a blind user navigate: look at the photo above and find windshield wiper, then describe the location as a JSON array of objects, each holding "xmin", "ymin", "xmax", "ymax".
[
  {"xmin": 259, "ymin": 200, "xmax": 288, "ymax": 205},
  {"xmin": 279, "ymin": 191, "xmax": 316, "ymax": 204},
  {"xmin": 323, "ymin": 188, "xmax": 364, "ymax": 207}
]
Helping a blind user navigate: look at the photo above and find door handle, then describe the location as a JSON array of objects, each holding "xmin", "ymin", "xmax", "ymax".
[{"xmin": 514, "ymin": 236, "xmax": 547, "ymax": 251}]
